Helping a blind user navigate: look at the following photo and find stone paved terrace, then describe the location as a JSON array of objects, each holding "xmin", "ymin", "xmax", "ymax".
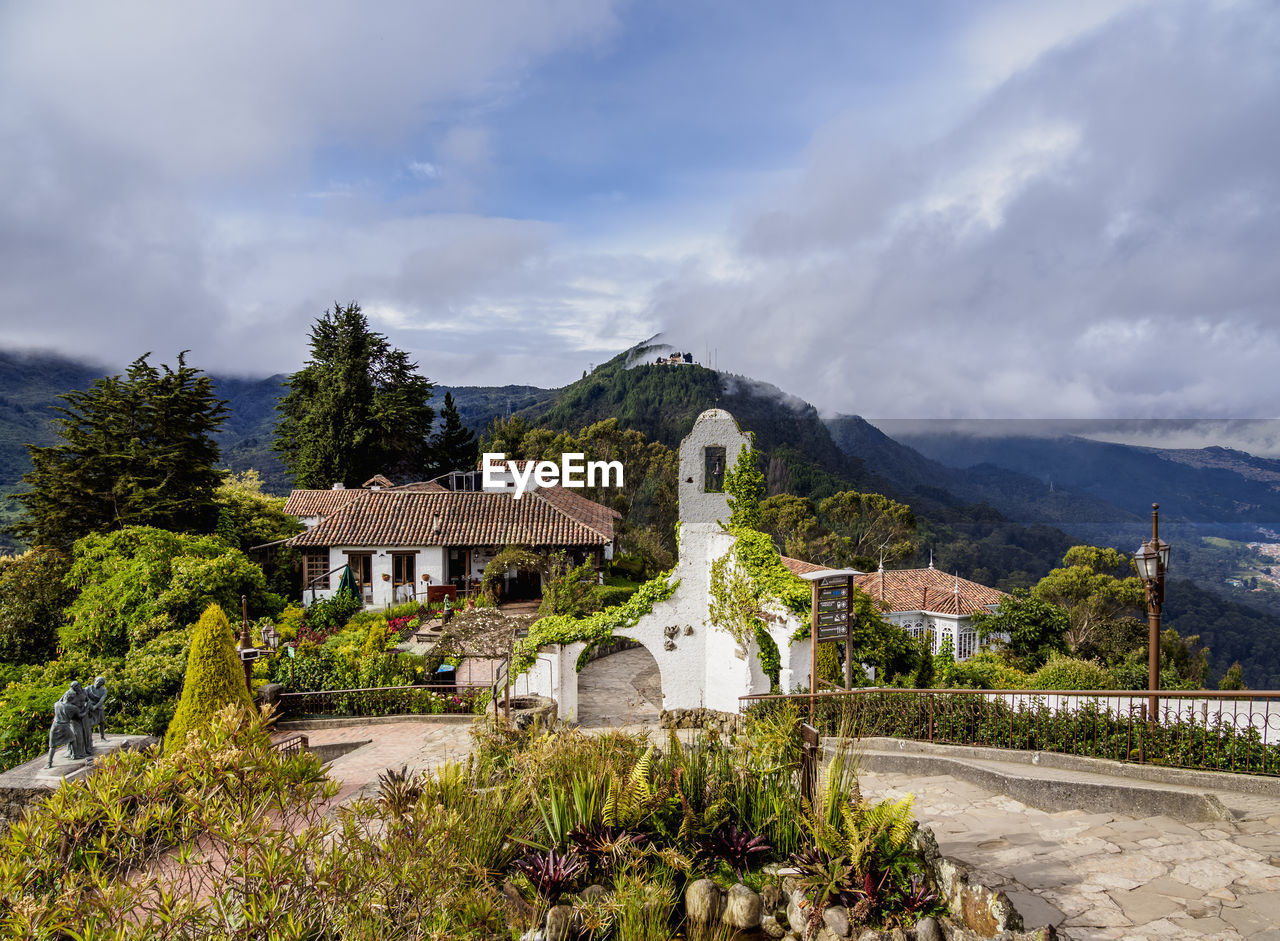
[
  {"xmin": 858, "ymin": 767, "xmax": 1280, "ymax": 940},
  {"xmin": 274, "ymin": 720, "xmax": 475, "ymax": 803},
  {"xmin": 577, "ymin": 644, "xmax": 662, "ymax": 728}
]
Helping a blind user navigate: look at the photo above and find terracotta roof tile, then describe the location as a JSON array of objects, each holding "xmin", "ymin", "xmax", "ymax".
[
  {"xmin": 534, "ymin": 486, "xmax": 622, "ymax": 540},
  {"xmin": 282, "ymin": 488, "xmax": 363, "ymax": 518},
  {"xmin": 854, "ymin": 568, "xmax": 1007, "ymax": 616},
  {"xmin": 780, "ymin": 556, "xmax": 826, "ymax": 576},
  {"xmin": 285, "ymin": 489, "xmax": 614, "ymax": 548},
  {"xmin": 391, "ymin": 480, "xmax": 448, "ymax": 492}
]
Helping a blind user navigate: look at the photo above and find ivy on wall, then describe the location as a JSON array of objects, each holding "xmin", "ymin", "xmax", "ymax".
[{"xmin": 513, "ymin": 571, "xmax": 679, "ymax": 674}]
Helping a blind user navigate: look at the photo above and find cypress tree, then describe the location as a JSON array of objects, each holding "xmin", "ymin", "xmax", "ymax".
[
  {"xmin": 164, "ymin": 603, "xmax": 253, "ymax": 750},
  {"xmin": 430, "ymin": 391, "xmax": 478, "ymax": 474},
  {"xmin": 275, "ymin": 303, "xmax": 437, "ymax": 487},
  {"xmin": 13, "ymin": 354, "xmax": 228, "ymax": 547}
]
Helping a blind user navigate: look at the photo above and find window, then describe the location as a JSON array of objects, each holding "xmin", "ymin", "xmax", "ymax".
[
  {"xmin": 392, "ymin": 553, "xmax": 416, "ymax": 586},
  {"xmin": 302, "ymin": 551, "xmax": 329, "ymax": 588},
  {"xmin": 704, "ymin": 446, "xmax": 726, "ymax": 492},
  {"xmin": 344, "ymin": 552, "xmax": 373, "ymax": 591}
]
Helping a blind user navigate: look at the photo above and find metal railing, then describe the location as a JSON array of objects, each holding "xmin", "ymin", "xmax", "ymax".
[
  {"xmin": 272, "ymin": 732, "xmax": 309, "ymax": 756},
  {"xmin": 277, "ymin": 683, "xmax": 490, "ymax": 720},
  {"xmin": 740, "ymin": 688, "xmax": 1280, "ymax": 777}
]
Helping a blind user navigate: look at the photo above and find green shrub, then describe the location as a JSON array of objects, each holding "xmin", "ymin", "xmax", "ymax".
[
  {"xmin": 1028, "ymin": 655, "xmax": 1117, "ymax": 691},
  {"xmin": 164, "ymin": 604, "xmax": 253, "ymax": 749},
  {"xmin": 937, "ymin": 652, "xmax": 1030, "ymax": 690},
  {"xmin": 304, "ymin": 587, "xmax": 362, "ymax": 633},
  {"xmin": 62, "ymin": 526, "xmax": 271, "ymax": 658},
  {"xmin": 0, "ymin": 547, "xmax": 72, "ymax": 665},
  {"xmin": 276, "ymin": 603, "xmax": 305, "ymax": 642},
  {"xmin": 0, "ymin": 683, "xmax": 63, "ymax": 770}
]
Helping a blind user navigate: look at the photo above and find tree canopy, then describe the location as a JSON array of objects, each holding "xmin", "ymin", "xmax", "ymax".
[
  {"xmin": 430, "ymin": 391, "xmax": 479, "ymax": 475},
  {"xmin": 275, "ymin": 303, "xmax": 436, "ymax": 488},
  {"xmin": 13, "ymin": 354, "xmax": 227, "ymax": 547},
  {"xmin": 1032, "ymin": 545, "xmax": 1144, "ymax": 662}
]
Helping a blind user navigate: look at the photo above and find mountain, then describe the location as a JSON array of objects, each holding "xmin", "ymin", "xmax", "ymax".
[
  {"xmin": 825, "ymin": 415, "xmax": 1138, "ymax": 527},
  {"xmin": 514, "ymin": 342, "xmax": 873, "ymax": 498},
  {"xmin": 882, "ymin": 429, "xmax": 1280, "ymax": 529}
]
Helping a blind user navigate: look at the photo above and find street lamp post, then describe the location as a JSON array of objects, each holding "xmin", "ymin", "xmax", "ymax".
[{"xmin": 1134, "ymin": 503, "xmax": 1171, "ymax": 722}]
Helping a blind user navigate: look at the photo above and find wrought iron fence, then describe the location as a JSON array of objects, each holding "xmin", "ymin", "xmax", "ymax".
[
  {"xmin": 277, "ymin": 683, "xmax": 490, "ymax": 719},
  {"xmin": 741, "ymin": 688, "xmax": 1280, "ymax": 776}
]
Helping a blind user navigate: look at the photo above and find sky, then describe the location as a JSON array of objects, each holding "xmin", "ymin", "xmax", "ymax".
[{"xmin": 1, "ymin": 0, "xmax": 1278, "ymax": 426}]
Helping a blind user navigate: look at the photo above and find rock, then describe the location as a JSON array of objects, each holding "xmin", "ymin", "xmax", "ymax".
[
  {"xmin": 887, "ymin": 929, "xmax": 909, "ymax": 941},
  {"xmin": 915, "ymin": 915, "xmax": 944, "ymax": 941},
  {"xmin": 686, "ymin": 878, "xmax": 723, "ymax": 924},
  {"xmin": 782, "ymin": 874, "xmax": 803, "ymax": 897},
  {"xmin": 814, "ymin": 928, "xmax": 840, "ymax": 941},
  {"xmin": 856, "ymin": 931, "xmax": 881, "ymax": 941},
  {"xmin": 579, "ymin": 884, "xmax": 608, "ymax": 902},
  {"xmin": 762, "ymin": 882, "xmax": 785, "ymax": 912},
  {"xmin": 723, "ymin": 883, "xmax": 762, "ymax": 929},
  {"xmin": 500, "ymin": 880, "xmax": 536, "ymax": 925},
  {"xmin": 544, "ymin": 905, "xmax": 573, "ymax": 941},
  {"xmin": 787, "ymin": 893, "xmax": 807, "ymax": 936},
  {"xmin": 822, "ymin": 904, "xmax": 851, "ymax": 937},
  {"xmin": 761, "ymin": 913, "xmax": 787, "ymax": 938}
]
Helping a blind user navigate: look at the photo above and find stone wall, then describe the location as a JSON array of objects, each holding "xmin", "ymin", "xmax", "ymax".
[{"xmin": 0, "ymin": 785, "xmax": 44, "ymax": 837}]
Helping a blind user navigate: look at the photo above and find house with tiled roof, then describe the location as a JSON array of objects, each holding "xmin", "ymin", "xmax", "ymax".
[
  {"xmin": 855, "ymin": 563, "xmax": 1008, "ymax": 661},
  {"xmin": 283, "ymin": 475, "xmax": 619, "ymax": 607}
]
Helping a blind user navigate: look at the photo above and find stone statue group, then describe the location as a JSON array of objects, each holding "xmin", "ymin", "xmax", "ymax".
[{"xmin": 47, "ymin": 677, "xmax": 109, "ymax": 767}]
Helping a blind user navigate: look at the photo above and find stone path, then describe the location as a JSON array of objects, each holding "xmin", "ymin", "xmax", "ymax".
[
  {"xmin": 577, "ymin": 645, "xmax": 662, "ymax": 728},
  {"xmin": 858, "ymin": 768, "xmax": 1280, "ymax": 940},
  {"xmin": 276, "ymin": 721, "xmax": 475, "ymax": 803}
]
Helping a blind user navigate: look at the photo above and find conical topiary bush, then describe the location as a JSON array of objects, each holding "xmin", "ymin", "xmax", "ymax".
[{"xmin": 164, "ymin": 602, "xmax": 254, "ymax": 750}]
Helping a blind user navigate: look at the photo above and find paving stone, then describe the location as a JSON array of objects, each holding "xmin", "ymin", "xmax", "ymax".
[
  {"xmin": 1168, "ymin": 858, "xmax": 1238, "ymax": 891},
  {"xmin": 1003, "ymin": 888, "xmax": 1064, "ymax": 929},
  {"xmin": 1169, "ymin": 914, "xmax": 1234, "ymax": 936},
  {"xmin": 1062, "ymin": 898, "xmax": 1131, "ymax": 928},
  {"xmin": 1106, "ymin": 886, "xmax": 1183, "ymax": 924},
  {"xmin": 1220, "ymin": 902, "xmax": 1280, "ymax": 937}
]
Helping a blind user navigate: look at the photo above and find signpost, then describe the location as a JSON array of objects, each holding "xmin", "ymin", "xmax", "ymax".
[{"xmin": 800, "ymin": 568, "xmax": 862, "ymax": 720}]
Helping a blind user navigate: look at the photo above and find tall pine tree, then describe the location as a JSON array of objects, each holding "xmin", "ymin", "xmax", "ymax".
[
  {"xmin": 430, "ymin": 392, "xmax": 479, "ymax": 475},
  {"xmin": 275, "ymin": 303, "xmax": 436, "ymax": 487},
  {"xmin": 13, "ymin": 354, "xmax": 227, "ymax": 547}
]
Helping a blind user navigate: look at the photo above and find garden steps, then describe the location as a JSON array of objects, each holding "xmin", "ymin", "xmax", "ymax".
[{"xmin": 841, "ymin": 737, "xmax": 1280, "ymax": 823}]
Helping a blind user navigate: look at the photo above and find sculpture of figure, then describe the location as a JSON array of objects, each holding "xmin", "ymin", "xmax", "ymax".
[
  {"xmin": 47, "ymin": 684, "xmax": 90, "ymax": 767},
  {"xmin": 83, "ymin": 676, "xmax": 108, "ymax": 743},
  {"xmin": 65, "ymin": 680, "xmax": 94, "ymax": 758}
]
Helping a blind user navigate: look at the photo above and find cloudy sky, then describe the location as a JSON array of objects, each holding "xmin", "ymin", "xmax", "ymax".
[{"xmin": 1, "ymin": 0, "xmax": 1277, "ymax": 422}]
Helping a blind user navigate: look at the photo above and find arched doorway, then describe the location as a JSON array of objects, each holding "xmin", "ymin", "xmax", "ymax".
[{"xmin": 576, "ymin": 638, "xmax": 662, "ymax": 728}]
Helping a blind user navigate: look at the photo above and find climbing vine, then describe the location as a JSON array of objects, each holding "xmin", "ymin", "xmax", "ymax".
[
  {"xmin": 708, "ymin": 526, "xmax": 811, "ymax": 689},
  {"xmin": 722, "ymin": 440, "xmax": 764, "ymax": 531},
  {"xmin": 513, "ymin": 571, "xmax": 679, "ymax": 675},
  {"xmin": 478, "ymin": 545, "xmax": 546, "ymax": 603}
]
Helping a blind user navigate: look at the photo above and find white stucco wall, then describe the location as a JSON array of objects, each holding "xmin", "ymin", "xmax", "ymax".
[
  {"xmin": 532, "ymin": 408, "xmax": 813, "ymax": 720},
  {"xmin": 307, "ymin": 545, "xmax": 447, "ymax": 608}
]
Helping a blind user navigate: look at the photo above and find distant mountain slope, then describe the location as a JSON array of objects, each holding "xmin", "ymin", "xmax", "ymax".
[
  {"xmin": 437, "ymin": 384, "xmax": 558, "ymax": 434},
  {"xmin": 825, "ymin": 414, "xmax": 1138, "ymax": 526},
  {"xmin": 516, "ymin": 344, "xmax": 871, "ymax": 497},
  {"xmin": 885, "ymin": 429, "xmax": 1280, "ymax": 527}
]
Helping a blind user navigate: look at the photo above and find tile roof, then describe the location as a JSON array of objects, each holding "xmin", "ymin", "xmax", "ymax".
[
  {"xmin": 780, "ymin": 556, "xmax": 826, "ymax": 576},
  {"xmin": 391, "ymin": 480, "xmax": 448, "ymax": 492},
  {"xmin": 283, "ymin": 479, "xmax": 448, "ymax": 518},
  {"xmin": 854, "ymin": 567, "xmax": 1008, "ymax": 616},
  {"xmin": 285, "ymin": 488, "xmax": 615, "ymax": 549},
  {"xmin": 534, "ymin": 486, "xmax": 622, "ymax": 541},
  {"xmin": 282, "ymin": 488, "xmax": 363, "ymax": 518}
]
